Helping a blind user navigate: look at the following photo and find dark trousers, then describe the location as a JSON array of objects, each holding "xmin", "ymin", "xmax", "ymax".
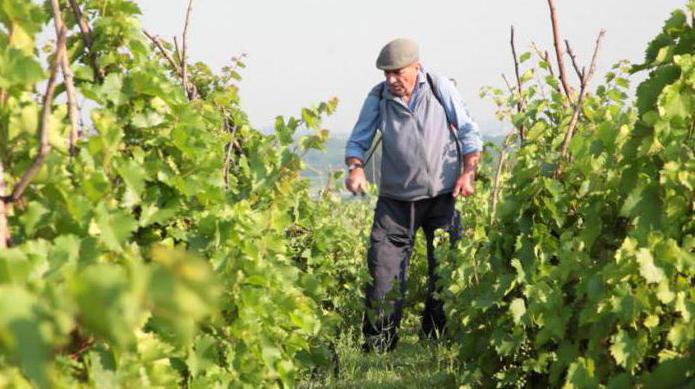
[{"xmin": 362, "ymin": 193, "xmax": 461, "ymax": 350}]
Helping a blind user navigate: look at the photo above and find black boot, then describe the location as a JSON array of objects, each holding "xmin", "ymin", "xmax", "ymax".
[{"xmin": 420, "ymin": 294, "xmax": 447, "ymax": 340}]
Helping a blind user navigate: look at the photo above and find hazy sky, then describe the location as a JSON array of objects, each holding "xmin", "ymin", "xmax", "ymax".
[{"xmin": 137, "ymin": 1, "xmax": 687, "ymax": 136}]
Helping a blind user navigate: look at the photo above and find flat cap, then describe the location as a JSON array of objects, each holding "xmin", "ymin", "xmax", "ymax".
[{"xmin": 376, "ymin": 38, "xmax": 419, "ymax": 70}]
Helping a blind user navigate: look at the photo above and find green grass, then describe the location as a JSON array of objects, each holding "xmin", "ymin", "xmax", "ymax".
[{"xmin": 301, "ymin": 315, "xmax": 462, "ymax": 389}]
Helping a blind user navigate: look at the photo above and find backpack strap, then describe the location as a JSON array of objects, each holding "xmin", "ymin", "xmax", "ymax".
[
  {"xmin": 363, "ymin": 82, "xmax": 387, "ymax": 166},
  {"xmin": 426, "ymin": 73, "xmax": 453, "ymax": 127},
  {"xmin": 426, "ymin": 72, "xmax": 463, "ymax": 172},
  {"xmin": 367, "ymin": 82, "xmax": 387, "ymax": 100}
]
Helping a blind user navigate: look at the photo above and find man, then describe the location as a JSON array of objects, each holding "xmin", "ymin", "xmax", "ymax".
[{"xmin": 344, "ymin": 38, "xmax": 482, "ymax": 352}]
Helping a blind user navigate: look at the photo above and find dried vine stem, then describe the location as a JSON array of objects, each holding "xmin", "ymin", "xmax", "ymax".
[
  {"xmin": 530, "ymin": 42, "xmax": 562, "ymax": 96},
  {"xmin": 68, "ymin": 0, "xmax": 92, "ymax": 45},
  {"xmin": 546, "ymin": 0, "xmax": 574, "ymax": 103},
  {"xmin": 0, "ymin": 161, "xmax": 8, "ymax": 248},
  {"xmin": 173, "ymin": 36, "xmax": 183, "ymax": 64},
  {"xmin": 50, "ymin": 0, "xmax": 82, "ymax": 155},
  {"xmin": 223, "ymin": 141, "xmax": 234, "ymax": 190},
  {"xmin": 564, "ymin": 40, "xmax": 585, "ymax": 82},
  {"xmin": 510, "ymin": 26, "xmax": 525, "ymax": 141},
  {"xmin": 223, "ymin": 118, "xmax": 239, "ymax": 190},
  {"xmin": 531, "ymin": 42, "xmax": 554, "ymax": 76},
  {"xmin": 544, "ymin": 51, "xmax": 556, "ymax": 78},
  {"xmin": 6, "ymin": 28, "xmax": 68, "ymax": 203},
  {"xmin": 557, "ymin": 30, "xmax": 606, "ymax": 170},
  {"xmin": 149, "ymin": 1, "xmax": 198, "ymax": 99},
  {"xmin": 501, "ymin": 74, "xmax": 515, "ymax": 94},
  {"xmin": 143, "ymin": 30, "xmax": 183, "ymax": 76},
  {"xmin": 490, "ymin": 132, "xmax": 515, "ymax": 222},
  {"xmin": 181, "ymin": 0, "xmax": 198, "ymax": 100},
  {"xmin": 67, "ymin": 0, "xmax": 103, "ymax": 82}
]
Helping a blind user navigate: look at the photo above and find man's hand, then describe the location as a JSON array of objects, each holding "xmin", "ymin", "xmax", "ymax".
[
  {"xmin": 452, "ymin": 151, "xmax": 480, "ymax": 198},
  {"xmin": 452, "ymin": 171, "xmax": 475, "ymax": 197},
  {"xmin": 345, "ymin": 167, "xmax": 369, "ymax": 195}
]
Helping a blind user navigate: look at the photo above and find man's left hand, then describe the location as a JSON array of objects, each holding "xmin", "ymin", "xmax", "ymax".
[{"xmin": 452, "ymin": 172, "xmax": 475, "ymax": 198}]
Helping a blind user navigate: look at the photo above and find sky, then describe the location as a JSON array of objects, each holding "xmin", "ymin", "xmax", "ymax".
[{"xmin": 137, "ymin": 0, "xmax": 688, "ymax": 137}]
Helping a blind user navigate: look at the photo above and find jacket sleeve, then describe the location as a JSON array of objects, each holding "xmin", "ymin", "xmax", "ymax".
[
  {"xmin": 344, "ymin": 84, "xmax": 383, "ymax": 162},
  {"xmin": 434, "ymin": 75, "xmax": 483, "ymax": 155}
]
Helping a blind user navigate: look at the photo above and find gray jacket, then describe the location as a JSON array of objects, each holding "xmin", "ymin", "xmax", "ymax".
[
  {"xmin": 345, "ymin": 70, "xmax": 483, "ymax": 201},
  {"xmin": 371, "ymin": 76, "xmax": 460, "ymax": 201}
]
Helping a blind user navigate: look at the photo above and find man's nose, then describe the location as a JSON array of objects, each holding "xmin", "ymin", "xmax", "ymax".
[{"xmin": 386, "ymin": 74, "xmax": 397, "ymax": 84}]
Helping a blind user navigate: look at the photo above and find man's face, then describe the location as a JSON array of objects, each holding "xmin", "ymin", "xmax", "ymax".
[{"xmin": 384, "ymin": 62, "xmax": 420, "ymax": 97}]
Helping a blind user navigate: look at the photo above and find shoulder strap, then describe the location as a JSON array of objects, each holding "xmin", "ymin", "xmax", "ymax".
[
  {"xmin": 367, "ymin": 82, "xmax": 386, "ymax": 99},
  {"xmin": 426, "ymin": 73, "xmax": 454, "ymax": 128},
  {"xmin": 362, "ymin": 83, "xmax": 386, "ymax": 166},
  {"xmin": 427, "ymin": 72, "xmax": 463, "ymax": 171}
]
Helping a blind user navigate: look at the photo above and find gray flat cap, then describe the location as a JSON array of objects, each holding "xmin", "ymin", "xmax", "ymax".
[{"xmin": 376, "ymin": 38, "xmax": 419, "ymax": 70}]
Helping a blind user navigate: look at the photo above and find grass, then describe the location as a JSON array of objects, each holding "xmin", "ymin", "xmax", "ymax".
[{"xmin": 301, "ymin": 314, "xmax": 463, "ymax": 389}]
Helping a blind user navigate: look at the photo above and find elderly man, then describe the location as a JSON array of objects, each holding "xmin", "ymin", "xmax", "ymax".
[{"xmin": 344, "ymin": 38, "xmax": 482, "ymax": 352}]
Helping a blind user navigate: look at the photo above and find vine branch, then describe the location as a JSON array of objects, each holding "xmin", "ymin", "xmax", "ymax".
[
  {"xmin": 0, "ymin": 161, "xmax": 8, "ymax": 248},
  {"xmin": 490, "ymin": 132, "xmax": 514, "ymax": 222},
  {"xmin": 5, "ymin": 28, "xmax": 68, "ymax": 203},
  {"xmin": 564, "ymin": 40, "xmax": 585, "ymax": 82},
  {"xmin": 546, "ymin": 0, "xmax": 574, "ymax": 103},
  {"xmin": 501, "ymin": 74, "xmax": 515, "ymax": 95},
  {"xmin": 181, "ymin": 0, "xmax": 198, "ymax": 100},
  {"xmin": 67, "ymin": 0, "xmax": 103, "ymax": 82},
  {"xmin": 544, "ymin": 50, "xmax": 556, "ymax": 78},
  {"xmin": 223, "ymin": 118, "xmax": 239, "ymax": 190},
  {"xmin": 531, "ymin": 42, "xmax": 561, "ymax": 95},
  {"xmin": 67, "ymin": 0, "xmax": 92, "ymax": 46},
  {"xmin": 510, "ymin": 26, "xmax": 525, "ymax": 141},
  {"xmin": 143, "ymin": 30, "xmax": 183, "ymax": 77},
  {"xmin": 173, "ymin": 36, "xmax": 183, "ymax": 64},
  {"xmin": 557, "ymin": 30, "xmax": 606, "ymax": 171},
  {"xmin": 531, "ymin": 42, "xmax": 554, "ymax": 75},
  {"xmin": 50, "ymin": 0, "xmax": 82, "ymax": 155}
]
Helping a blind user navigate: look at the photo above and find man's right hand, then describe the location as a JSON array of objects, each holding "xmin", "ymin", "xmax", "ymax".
[{"xmin": 345, "ymin": 167, "xmax": 369, "ymax": 195}]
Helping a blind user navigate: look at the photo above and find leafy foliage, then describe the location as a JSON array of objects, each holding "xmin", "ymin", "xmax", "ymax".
[
  {"xmin": 0, "ymin": 0, "xmax": 366, "ymax": 387},
  {"xmin": 1, "ymin": 1, "xmax": 693, "ymax": 388},
  {"xmin": 439, "ymin": 4, "xmax": 695, "ymax": 387}
]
